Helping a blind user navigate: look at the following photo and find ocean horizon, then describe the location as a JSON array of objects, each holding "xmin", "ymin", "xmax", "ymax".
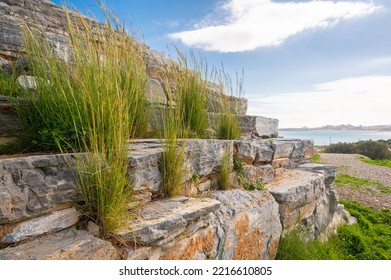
[{"xmin": 278, "ymin": 130, "xmax": 391, "ymax": 146}]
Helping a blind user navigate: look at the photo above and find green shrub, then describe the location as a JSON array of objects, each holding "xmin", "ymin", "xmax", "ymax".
[
  {"xmin": 324, "ymin": 140, "xmax": 391, "ymax": 160},
  {"xmin": 324, "ymin": 142, "xmax": 357, "ymax": 154},
  {"xmin": 356, "ymin": 141, "xmax": 390, "ymax": 160}
]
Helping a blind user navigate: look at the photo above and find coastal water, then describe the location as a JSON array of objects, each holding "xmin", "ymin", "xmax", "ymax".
[{"xmin": 279, "ymin": 130, "xmax": 391, "ymax": 146}]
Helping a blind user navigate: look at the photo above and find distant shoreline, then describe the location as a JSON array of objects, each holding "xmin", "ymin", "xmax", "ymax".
[{"xmin": 280, "ymin": 125, "xmax": 391, "ymax": 132}]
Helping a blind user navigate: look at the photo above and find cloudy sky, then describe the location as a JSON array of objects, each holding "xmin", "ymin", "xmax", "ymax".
[{"xmin": 53, "ymin": 0, "xmax": 391, "ymax": 128}]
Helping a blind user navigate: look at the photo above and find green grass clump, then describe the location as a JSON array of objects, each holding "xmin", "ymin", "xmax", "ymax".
[
  {"xmin": 160, "ymin": 116, "xmax": 186, "ymax": 197},
  {"xmin": 168, "ymin": 49, "xmax": 209, "ymax": 138},
  {"xmin": 216, "ymin": 110, "xmax": 241, "ymax": 140},
  {"xmin": 218, "ymin": 147, "xmax": 232, "ymax": 190},
  {"xmin": 17, "ymin": 3, "xmax": 149, "ymax": 236},
  {"xmin": 0, "ymin": 70, "xmax": 24, "ymax": 97},
  {"xmin": 360, "ymin": 157, "xmax": 391, "ymax": 168},
  {"xmin": 214, "ymin": 70, "xmax": 242, "ymax": 140},
  {"xmin": 334, "ymin": 174, "xmax": 391, "ymax": 194},
  {"xmin": 277, "ymin": 201, "xmax": 391, "ymax": 260},
  {"xmin": 311, "ymin": 153, "xmax": 320, "ymax": 163}
]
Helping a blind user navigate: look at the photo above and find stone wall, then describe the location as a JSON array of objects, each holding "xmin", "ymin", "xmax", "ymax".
[{"xmin": 0, "ymin": 138, "xmax": 353, "ymax": 259}]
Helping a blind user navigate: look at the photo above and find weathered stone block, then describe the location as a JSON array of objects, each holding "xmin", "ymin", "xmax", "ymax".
[
  {"xmin": 0, "ymin": 207, "xmax": 80, "ymax": 243},
  {"xmin": 272, "ymin": 139, "xmax": 296, "ymax": 159},
  {"xmin": 0, "ymin": 229, "xmax": 119, "ymax": 260},
  {"xmin": 272, "ymin": 158, "xmax": 290, "ymax": 169},
  {"xmin": 127, "ymin": 148, "xmax": 162, "ymax": 193},
  {"xmin": 155, "ymin": 190, "xmax": 282, "ymax": 260},
  {"xmin": 184, "ymin": 139, "xmax": 233, "ymax": 180},
  {"xmin": 115, "ymin": 197, "xmax": 221, "ymax": 246},
  {"xmin": 145, "ymin": 78, "xmax": 167, "ymax": 106},
  {"xmin": 297, "ymin": 163, "xmax": 337, "ymax": 186},
  {"xmin": 234, "ymin": 139, "xmax": 273, "ymax": 164},
  {"xmin": 239, "ymin": 115, "xmax": 278, "ymax": 138},
  {"xmin": 0, "ymin": 154, "xmax": 83, "ymax": 224},
  {"xmin": 266, "ymin": 170, "xmax": 325, "ymax": 230}
]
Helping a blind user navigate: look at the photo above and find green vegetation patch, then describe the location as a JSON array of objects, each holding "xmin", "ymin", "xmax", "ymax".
[
  {"xmin": 360, "ymin": 157, "xmax": 391, "ymax": 168},
  {"xmin": 334, "ymin": 174, "xmax": 391, "ymax": 194},
  {"xmin": 324, "ymin": 140, "xmax": 391, "ymax": 160},
  {"xmin": 0, "ymin": 70, "xmax": 24, "ymax": 97},
  {"xmin": 276, "ymin": 201, "xmax": 391, "ymax": 260},
  {"xmin": 311, "ymin": 153, "xmax": 320, "ymax": 163}
]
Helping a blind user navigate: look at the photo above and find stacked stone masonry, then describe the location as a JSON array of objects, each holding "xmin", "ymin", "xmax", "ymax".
[{"xmin": 0, "ymin": 138, "xmax": 352, "ymax": 259}]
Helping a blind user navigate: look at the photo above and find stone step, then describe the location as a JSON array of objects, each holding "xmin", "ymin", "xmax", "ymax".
[
  {"xmin": 0, "ymin": 229, "xmax": 119, "ymax": 260},
  {"xmin": 115, "ymin": 196, "xmax": 221, "ymax": 246},
  {"xmin": 0, "ymin": 207, "xmax": 80, "ymax": 244}
]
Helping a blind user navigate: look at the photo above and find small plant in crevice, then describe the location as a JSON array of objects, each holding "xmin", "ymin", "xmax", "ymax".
[
  {"xmin": 243, "ymin": 181, "xmax": 266, "ymax": 191},
  {"xmin": 190, "ymin": 172, "xmax": 200, "ymax": 183},
  {"xmin": 218, "ymin": 146, "xmax": 233, "ymax": 190}
]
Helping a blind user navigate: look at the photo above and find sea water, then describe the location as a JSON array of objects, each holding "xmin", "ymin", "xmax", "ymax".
[{"xmin": 279, "ymin": 130, "xmax": 391, "ymax": 146}]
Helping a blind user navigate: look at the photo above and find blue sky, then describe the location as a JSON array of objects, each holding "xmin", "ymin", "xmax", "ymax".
[{"xmin": 52, "ymin": 0, "xmax": 391, "ymax": 128}]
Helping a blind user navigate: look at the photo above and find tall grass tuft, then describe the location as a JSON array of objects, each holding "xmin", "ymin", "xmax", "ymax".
[
  {"xmin": 0, "ymin": 69, "xmax": 23, "ymax": 97},
  {"xmin": 218, "ymin": 146, "xmax": 233, "ymax": 190},
  {"xmin": 214, "ymin": 69, "xmax": 242, "ymax": 140},
  {"xmin": 159, "ymin": 107, "xmax": 186, "ymax": 197},
  {"xmin": 18, "ymin": 3, "xmax": 148, "ymax": 236},
  {"xmin": 166, "ymin": 48, "xmax": 210, "ymax": 138}
]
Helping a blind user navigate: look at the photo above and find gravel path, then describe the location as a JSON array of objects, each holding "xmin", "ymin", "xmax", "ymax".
[{"xmin": 318, "ymin": 153, "xmax": 391, "ymax": 210}]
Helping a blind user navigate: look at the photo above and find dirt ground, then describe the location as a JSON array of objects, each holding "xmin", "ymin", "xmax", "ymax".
[{"xmin": 318, "ymin": 153, "xmax": 391, "ymax": 211}]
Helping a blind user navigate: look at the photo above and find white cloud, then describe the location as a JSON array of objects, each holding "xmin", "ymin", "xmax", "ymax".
[
  {"xmin": 246, "ymin": 75, "xmax": 391, "ymax": 128},
  {"xmin": 169, "ymin": 0, "xmax": 381, "ymax": 52}
]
